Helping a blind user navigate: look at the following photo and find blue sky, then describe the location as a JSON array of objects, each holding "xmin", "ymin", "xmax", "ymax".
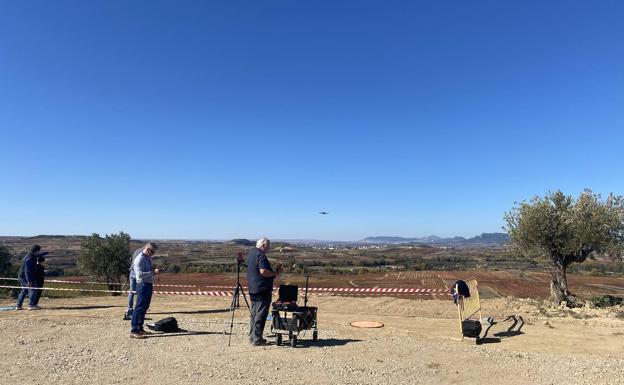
[{"xmin": 1, "ymin": 1, "xmax": 623, "ymax": 240}]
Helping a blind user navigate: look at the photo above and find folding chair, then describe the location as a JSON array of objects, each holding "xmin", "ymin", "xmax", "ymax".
[{"xmin": 455, "ymin": 278, "xmax": 482, "ymax": 343}]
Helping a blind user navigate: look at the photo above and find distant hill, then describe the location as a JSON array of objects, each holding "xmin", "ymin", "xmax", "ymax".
[
  {"xmin": 362, "ymin": 233, "xmax": 510, "ymax": 247},
  {"xmin": 227, "ymin": 239, "xmax": 255, "ymax": 246}
]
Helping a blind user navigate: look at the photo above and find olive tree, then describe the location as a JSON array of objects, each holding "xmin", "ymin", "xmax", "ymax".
[
  {"xmin": 78, "ymin": 232, "xmax": 131, "ymax": 294},
  {"xmin": 505, "ymin": 190, "xmax": 624, "ymax": 307},
  {"xmin": 0, "ymin": 245, "xmax": 14, "ymax": 295},
  {"xmin": 0, "ymin": 244, "xmax": 13, "ymax": 277}
]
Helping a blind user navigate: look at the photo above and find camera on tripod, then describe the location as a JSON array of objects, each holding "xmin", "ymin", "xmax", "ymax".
[{"xmin": 225, "ymin": 252, "xmax": 251, "ymax": 346}]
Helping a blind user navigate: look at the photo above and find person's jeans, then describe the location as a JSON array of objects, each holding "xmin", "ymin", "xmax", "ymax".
[
  {"xmin": 127, "ymin": 271, "xmax": 137, "ymax": 309},
  {"xmin": 16, "ymin": 277, "xmax": 36, "ymax": 308},
  {"xmin": 249, "ymin": 290, "xmax": 272, "ymax": 343},
  {"xmin": 131, "ymin": 282, "xmax": 153, "ymax": 334}
]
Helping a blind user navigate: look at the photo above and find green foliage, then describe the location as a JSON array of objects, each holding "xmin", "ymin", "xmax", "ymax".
[
  {"xmin": 0, "ymin": 244, "xmax": 13, "ymax": 277},
  {"xmin": 505, "ymin": 189, "xmax": 624, "ymax": 263},
  {"xmin": 77, "ymin": 232, "xmax": 131, "ymax": 286},
  {"xmin": 0, "ymin": 245, "xmax": 14, "ymax": 296}
]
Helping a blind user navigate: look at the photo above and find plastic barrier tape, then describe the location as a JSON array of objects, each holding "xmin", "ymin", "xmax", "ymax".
[{"xmin": 0, "ymin": 277, "xmax": 449, "ymax": 295}]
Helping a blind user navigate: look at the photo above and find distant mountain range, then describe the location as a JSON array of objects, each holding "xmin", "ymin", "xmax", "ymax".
[
  {"xmin": 361, "ymin": 233, "xmax": 510, "ymax": 246},
  {"xmin": 0, "ymin": 233, "xmax": 510, "ymax": 248}
]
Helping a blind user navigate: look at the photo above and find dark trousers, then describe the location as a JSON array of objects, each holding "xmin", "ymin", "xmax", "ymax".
[
  {"xmin": 31, "ymin": 282, "xmax": 44, "ymax": 306},
  {"xmin": 131, "ymin": 282, "xmax": 153, "ymax": 333},
  {"xmin": 16, "ymin": 277, "xmax": 36, "ymax": 308},
  {"xmin": 249, "ymin": 290, "xmax": 272, "ymax": 343}
]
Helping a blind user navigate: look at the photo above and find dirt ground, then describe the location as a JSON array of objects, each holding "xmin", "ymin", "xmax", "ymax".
[{"xmin": 2, "ymin": 293, "xmax": 624, "ymax": 385}]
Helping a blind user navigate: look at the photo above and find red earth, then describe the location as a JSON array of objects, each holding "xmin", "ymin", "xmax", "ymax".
[{"xmin": 56, "ymin": 270, "xmax": 624, "ymax": 301}]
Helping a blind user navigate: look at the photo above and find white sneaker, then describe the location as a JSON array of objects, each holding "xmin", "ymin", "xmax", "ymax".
[
  {"xmin": 27, "ymin": 305, "xmax": 42, "ymax": 311},
  {"xmin": 15, "ymin": 306, "xmax": 23, "ymax": 310}
]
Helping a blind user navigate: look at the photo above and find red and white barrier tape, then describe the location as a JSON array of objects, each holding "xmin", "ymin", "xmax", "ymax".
[
  {"xmin": 305, "ymin": 287, "xmax": 447, "ymax": 293},
  {"xmin": 0, "ymin": 277, "xmax": 448, "ymax": 296},
  {"xmin": 0, "ymin": 284, "xmax": 448, "ymax": 297},
  {"xmin": 0, "ymin": 285, "xmax": 233, "ymax": 297},
  {"xmin": 0, "ymin": 277, "xmax": 201, "ymax": 288}
]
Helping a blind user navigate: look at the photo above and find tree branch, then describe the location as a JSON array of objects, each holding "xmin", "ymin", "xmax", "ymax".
[{"xmin": 563, "ymin": 244, "xmax": 594, "ymax": 265}]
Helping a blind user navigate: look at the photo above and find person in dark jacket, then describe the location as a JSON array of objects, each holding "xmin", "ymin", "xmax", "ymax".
[
  {"xmin": 246, "ymin": 238, "xmax": 283, "ymax": 346},
  {"xmin": 30, "ymin": 255, "xmax": 46, "ymax": 307},
  {"xmin": 16, "ymin": 245, "xmax": 49, "ymax": 310}
]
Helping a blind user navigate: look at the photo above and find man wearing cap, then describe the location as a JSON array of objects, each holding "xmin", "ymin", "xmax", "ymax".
[
  {"xmin": 246, "ymin": 237, "xmax": 283, "ymax": 346},
  {"xmin": 130, "ymin": 243, "xmax": 158, "ymax": 339}
]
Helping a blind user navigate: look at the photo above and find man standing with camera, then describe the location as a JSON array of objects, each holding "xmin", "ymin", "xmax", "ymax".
[{"xmin": 246, "ymin": 237, "xmax": 282, "ymax": 346}]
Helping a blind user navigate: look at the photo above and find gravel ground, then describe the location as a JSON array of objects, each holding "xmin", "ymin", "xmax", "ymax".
[{"xmin": 2, "ymin": 295, "xmax": 624, "ymax": 384}]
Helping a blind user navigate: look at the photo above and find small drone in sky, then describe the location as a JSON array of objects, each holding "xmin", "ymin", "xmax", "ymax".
[{"xmin": 318, "ymin": 211, "xmax": 329, "ymax": 215}]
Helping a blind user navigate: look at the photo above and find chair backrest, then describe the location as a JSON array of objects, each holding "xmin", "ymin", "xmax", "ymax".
[{"xmin": 278, "ymin": 284, "xmax": 298, "ymax": 302}]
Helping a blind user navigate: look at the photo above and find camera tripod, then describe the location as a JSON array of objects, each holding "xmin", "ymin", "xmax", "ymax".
[{"xmin": 226, "ymin": 253, "xmax": 251, "ymax": 346}]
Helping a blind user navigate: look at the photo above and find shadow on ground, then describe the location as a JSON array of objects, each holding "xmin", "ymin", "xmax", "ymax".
[
  {"xmin": 288, "ymin": 338, "xmax": 362, "ymax": 348},
  {"xmin": 146, "ymin": 331, "xmax": 218, "ymax": 338},
  {"xmin": 479, "ymin": 315, "xmax": 524, "ymax": 345},
  {"xmin": 51, "ymin": 305, "xmax": 124, "ymax": 311},
  {"xmin": 150, "ymin": 309, "xmax": 230, "ymax": 315}
]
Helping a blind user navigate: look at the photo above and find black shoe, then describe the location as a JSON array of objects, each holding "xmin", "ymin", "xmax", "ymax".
[
  {"xmin": 251, "ymin": 339, "xmax": 267, "ymax": 346},
  {"xmin": 123, "ymin": 309, "xmax": 133, "ymax": 320}
]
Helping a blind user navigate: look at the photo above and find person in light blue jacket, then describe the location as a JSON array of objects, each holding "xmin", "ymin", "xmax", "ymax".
[
  {"xmin": 124, "ymin": 247, "xmax": 143, "ymax": 320},
  {"xmin": 130, "ymin": 243, "xmax": 158, "ymax": 339}
]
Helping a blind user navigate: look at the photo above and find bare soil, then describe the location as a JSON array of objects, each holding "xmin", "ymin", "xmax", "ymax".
[
  {"xmin": 2, "ymin": 292, "xmax": 624, "ymax": 384},
  {"xmin": 61, "ymin": 270, "xmax": 624, "ymax": 300}
]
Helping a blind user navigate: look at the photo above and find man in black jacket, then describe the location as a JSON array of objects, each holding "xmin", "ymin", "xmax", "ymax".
[
  {"xmin": 246, "ymin": 238, "xmax": 282, "ymax": 346},
  {"xmin": 30, "ymin": 255, "xmax": 46, "ymax": 307},
  {"xmin": 16, "ymin": 245, "xmax": 49, "ymax": 310}
]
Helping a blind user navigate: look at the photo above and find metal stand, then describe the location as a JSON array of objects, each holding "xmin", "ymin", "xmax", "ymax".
[
  {"xmin": 226, "ymin": 256, "xmax": 250, "ymax": 346},
  {"xmin": 304, "ymin": 275, "xmax": 310, "ymax": 307}
]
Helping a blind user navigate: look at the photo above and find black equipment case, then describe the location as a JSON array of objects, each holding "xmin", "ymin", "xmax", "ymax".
[{"xmin": 461, "ymin": 319, "xmax": 482, "ymax": 338}]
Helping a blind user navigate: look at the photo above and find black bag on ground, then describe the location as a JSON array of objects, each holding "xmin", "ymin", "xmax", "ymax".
[
  {"xmin": 461, "ymin": 319, "xmax": 482, "ymax": 338},
  {"xmin": 152, "ymin": 317, "xmax": 181, "ymax": 333}
]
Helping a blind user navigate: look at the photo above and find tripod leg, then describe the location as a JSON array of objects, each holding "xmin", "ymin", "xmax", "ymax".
[
  {"xmin": 230, "ymin": 285, "xmax": 241, "ymax": 310},
  {"xmin": 226, "ymin": 265, "xmax": 248, "ymax": 346},
  {"xmin": 227, "ymin": 304, "xmax": 236, "ymax": 346}
]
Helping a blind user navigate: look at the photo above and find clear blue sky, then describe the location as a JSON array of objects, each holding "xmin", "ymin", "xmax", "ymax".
[{"xmin": 1, "ymin": 1, "xmax": 622, "ymax": 240}]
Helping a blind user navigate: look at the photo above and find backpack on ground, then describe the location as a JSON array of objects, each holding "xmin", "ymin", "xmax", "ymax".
[{"xmin": 150, "ymin": 317, "xmax": 181, "ymax": 333}]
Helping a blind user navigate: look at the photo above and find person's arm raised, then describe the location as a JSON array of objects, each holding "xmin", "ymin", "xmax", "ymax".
[{"xmin": 260, "ymin": 264, "xmax": 283, "ymax": 278}]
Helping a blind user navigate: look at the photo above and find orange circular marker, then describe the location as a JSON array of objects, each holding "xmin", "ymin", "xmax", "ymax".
[{"xmin": 349, "ymin": 320, "xmax": 384, "ymax": 328}]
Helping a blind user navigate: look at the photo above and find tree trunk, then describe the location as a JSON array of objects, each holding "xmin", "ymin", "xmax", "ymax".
[{"xmin": 550, "ymin": 260, "xmax": 583, "ymax": 308}]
